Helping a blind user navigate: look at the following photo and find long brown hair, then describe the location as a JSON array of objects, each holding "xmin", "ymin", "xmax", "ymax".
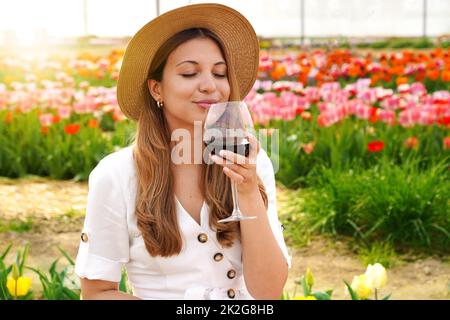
[{"xmin": 132, "ymin": 28, "xmax": 268, "ymax": 257}]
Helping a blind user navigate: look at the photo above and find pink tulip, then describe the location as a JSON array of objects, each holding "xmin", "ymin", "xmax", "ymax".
[
  {"xmin": 301, "ymin": 142, "xmax": 316, "ymax": 154},
  {"xmin": 39, "ymin": 113, "xmax": 53, "ymax": 127},
  {"xmin": 57, "ymin": 106, "xmax": 72, "ymax": 119},
  {"xmin": 378, "ymin": 109, "xmax": 396, "ymax": 125}
]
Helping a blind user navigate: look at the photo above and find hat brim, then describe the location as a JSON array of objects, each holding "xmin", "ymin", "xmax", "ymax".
[{"xmin": 117, "ymin": 3, "xmax": 260, "ymax": 121}]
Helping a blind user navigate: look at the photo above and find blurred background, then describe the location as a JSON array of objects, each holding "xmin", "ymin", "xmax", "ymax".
[{"xmin": 0, "ymin": 0, "xmax": 449, "ymax": 300}]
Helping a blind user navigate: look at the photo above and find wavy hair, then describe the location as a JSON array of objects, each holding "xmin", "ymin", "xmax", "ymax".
[{"xmin": 132, "ymin": 28, "xmax": 268, "ymax": 257}]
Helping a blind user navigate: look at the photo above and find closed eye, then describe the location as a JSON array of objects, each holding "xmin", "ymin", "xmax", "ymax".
[{"xmin": 181, "ymin": 73, "xmax": 227, "ymax": 78}]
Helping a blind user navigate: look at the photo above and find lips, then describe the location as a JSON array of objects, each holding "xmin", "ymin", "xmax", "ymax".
[{"xmin": 194, "ymin": 100, "xmax": 218, "ymax": 109}]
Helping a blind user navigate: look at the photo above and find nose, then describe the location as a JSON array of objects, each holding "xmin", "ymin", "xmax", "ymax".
[{"xmin": 199, "ymin": 73, "xmax": 217, "ymax": 93}]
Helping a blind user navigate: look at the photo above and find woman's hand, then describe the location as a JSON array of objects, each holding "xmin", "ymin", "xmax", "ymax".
[{"xmin": 210, "ymin": 133, "xmax": 260, "ymax": 195}]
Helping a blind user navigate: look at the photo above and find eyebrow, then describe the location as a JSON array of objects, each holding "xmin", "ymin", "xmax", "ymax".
[{"xmin": 176, "ymin": 60, "xmax": 226, "ymax": 67}]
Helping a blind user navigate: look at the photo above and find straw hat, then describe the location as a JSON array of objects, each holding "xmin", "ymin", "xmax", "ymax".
[{"xmin": 117, "ymin": 3, "xmax": 260, "ymax": 121}]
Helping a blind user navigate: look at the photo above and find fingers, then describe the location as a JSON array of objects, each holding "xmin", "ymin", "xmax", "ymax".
[
  {"xmin": 210, "ymin": 154, "xmax": 241, "ymax": 172},
  {"xmin": 212, "ymin": 133, "xmax": 260, "ymax": 168},
  {"xmin": 219, "ymin": 150, "xmax": 248, "ymax": 166},
  {"xmin": 209, "ymin": 132, "xmax": 261, "ymax": 186},
  {"xmin": 246, "ymin": 133, "xmax": 260, "ymax": 159},
  {"xmin": 222, "ymin": 167, "xmax": 244, "ymax": 184}
]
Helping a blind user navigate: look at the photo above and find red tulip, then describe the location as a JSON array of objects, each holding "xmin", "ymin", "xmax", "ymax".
[
  {"xmin": 367, "ymin": 141, "xmax": 384, "ymax": 153},
  {"xmin": 301, "ymin": 142, "xmax": 316, "ymax": 154},
  {"xmin": 301, "ymin": 111, "xmax": 312, "ymax": 122},
  {"xmin": 369, "ymin": 107, "xmax": 379, "ymax": 123},
  {"xmin": 4, "ymin": 111, "xmax": 13, "ymax": 124},
  {"xmin": 52, "ymin": 115, "xmax": 61, "ymax": 124},
  {"xmin": 404, "ymin": 136, "xmax": 419, "ymax": 149},
  {"xmin": 40, "ymin": 127, "xmax": 49, "ymax": 135},
  {"xmin": 437, "ymin": 116, "xmax": 450, "ymax": 127},
  {"xmin": 64, "ymin": 124, "xmax": 80, "ymax": 135},
  {"xmin": 88, "ymin": 119, "xmax": 99, "ymax": 128},
  {"xmin": 444, "ymin": 137, "xmax": 450, "ymax": 150}
]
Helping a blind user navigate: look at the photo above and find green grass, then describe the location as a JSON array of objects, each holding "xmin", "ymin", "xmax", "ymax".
[
  {"xmin": 358, "ymin": 242, "xmax": 398, "ymax": 268},
  {"xmin": 286, "ymin": 157, "xmax": 450, "ymax": 252},
  {"xmin": 0, "ymin": 218, "xmax": 34, "ymax": 233},
  {"xmin": 279, "ymin": 188, "xmax": 312, "ymax": 248}
]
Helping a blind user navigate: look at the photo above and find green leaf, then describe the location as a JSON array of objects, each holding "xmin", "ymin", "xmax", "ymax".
[
  {"xmin": 119, "ymin": 270, "xmax": 128, "ymax": 293},
  {"xmin": 382, "ymin": 294, "xmax": 392, "ymax": 300},
  {"xmin": 0, "ymin": 243, "xmax": 12, "ymax": 261},
  {"xmin": 62, "ymin": 287, "xmax": 80, "ymax": 300},
  {"xmin": 344, "ymin": 280, "xmax": 359, "ymax": 300},
  {"xmin": 312, "ymin": 292, "xmax": 332, "ymax": 300},
  {"xmin": 301, "ymin": 276, "xmax": 311, "ymax": 296},
  {"xmin": 280, "ymin": 291, "xmax": 290, "ymax": 300},
  {"xmin": 26, "ymin": 266, "xmax": 51, "ymax": 287},
  {"xmin": 19, "ymin": 243, "xmax": 29, "ymax": 275},
  {"xmin": 57, "ymin": 246, "xmax": 75, "ymax": 265},
  {"xmin": 49, "ymin": 258, "xmax": 60, "ymax": 276}
]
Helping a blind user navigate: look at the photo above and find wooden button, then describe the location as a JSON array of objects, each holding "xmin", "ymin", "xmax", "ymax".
[
  {"xmin": 197, "ymin": 233, "xmax": 208, "ymax": 243},
  {"xmin": 81, "ymin": 233, "xmax": 88, "ymax": 243},
  {"xmin": 227, "ymin": 289, "xmax": 236, "ymax": 299},
  {"xmin": 227, "ymin": 270, "xmax": 236, "ymax": 279},
  {"xmin": 213, "ymin": 253, "xmax": 223, "ymax": 262}
]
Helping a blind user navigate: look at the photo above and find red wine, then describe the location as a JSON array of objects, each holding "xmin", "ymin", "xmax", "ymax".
[{"xmin": 204, "ymin": 136, "xmax": 250, "ymax": 157}]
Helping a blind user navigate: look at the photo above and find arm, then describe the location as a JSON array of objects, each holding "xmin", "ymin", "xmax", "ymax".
[
  {"xmin": 80, "ymin": 278, "xmax": 142, "ymax": 300},
  {"xmin": 238, "ymin": 189, "xmax": 288, "ymax": 300},
  {"xmin": 210, "ymin": 135, "xmax": 289, "ymax": 299},
  {"xmin": 75, "ymin": 160, "xmax": 137, "ymax": 300}
]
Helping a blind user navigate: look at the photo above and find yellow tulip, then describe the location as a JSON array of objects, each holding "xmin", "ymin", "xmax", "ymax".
[
  {"xmin": 293, "ymin": 295, "xmax": 317, "ymax": 300},
  {"xmin": 305, "ymin": 268, "xmax": 314, "ymax": 288},
  {"xmin": 12, "ymin": 263, "xmax": 20, "ymax": 280},
  {"xmin": 351, "ymin": 274, "xmax": 373, "ymax": 299},
  {"xmin": 7, "ymin": 276, "xmax": 32, "ymax": 297},
  {"xmin": 364, "ymin": 263, "xmax": 387, "ymax": 289}
]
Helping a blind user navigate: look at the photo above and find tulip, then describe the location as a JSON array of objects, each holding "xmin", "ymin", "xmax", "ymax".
[
  {"xmin": 351, "ymin": 274, "xmax": 373, "ymax": 299},
  {"xmin": 301, "ymin": 142, "xmax": 315, "ymax": 155},
  {"xmin": 293, "ymin": 295, "xmax": 317, "ymax": 300},
  {"xmin": 40, "ymin": 126, "xmax": 49, "ymax": 135},
  {"xmin": 443, "ymin": 137, "xmax": 450, "ymax": 150},
  {"xmin": 64, "ymin": 123, "xmax": 81, "ymax": 135},
  {"xmin": 57, "ymin": 106, "xmax": 72, "ymax": 119},
  {"xmin": 7, "ymin": 264, "xmax": 32, "ymax": 298},
  {"xmin": 367, "ymin": 141, "xmax": 384, "ymax": 153},
  {"xmin": 301, "ymin": 111, "xmax": 312, "ymax": 121},
  {"xmin": 7, "ymin": 276, "xmax": 32, "ymax": 298},
  {"xmin": 88, "ymin": 118, "xmax": 99, "ymax": 128},
  {"xmin": 305, "ymin": 268, "xmax": 314, "ymax": 288},
  {"xmin": 364, "ymin": 263, "xmax": 387, "ymax": 290},
  {"xmin": 4, "ymin": 111, "xmax": 13, "ymax": 124},
  {"xmin": 39, "ymin": 113, "xmax": 54, "ymax": 127},
  {"xmin": 404, "ymin": 136, "xmax": 419, "ymax": 149}
]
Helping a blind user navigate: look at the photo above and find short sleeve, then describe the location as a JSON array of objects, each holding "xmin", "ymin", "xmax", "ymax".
[
  {"xmin": 75, "ymin": 158, "xmax": 130, "ymax": 282},
  {"xmin": 256, "ymin": 149, "xmax": 292, "ymax": 269}
]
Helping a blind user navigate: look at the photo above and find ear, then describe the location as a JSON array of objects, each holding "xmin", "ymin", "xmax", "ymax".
[{"xmin": 147, "ymin": 79, "xmax": 163, "ymax": 102}]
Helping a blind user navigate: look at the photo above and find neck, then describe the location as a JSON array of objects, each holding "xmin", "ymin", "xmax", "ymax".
[{"xmin": 168, "ymin": 121, "xmax": 205, "ymax": 166}]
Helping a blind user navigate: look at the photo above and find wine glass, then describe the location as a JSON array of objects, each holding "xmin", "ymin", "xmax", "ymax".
[{"xmin": 203, "ymin": 101, "xmax": 257, "ymax": 223}]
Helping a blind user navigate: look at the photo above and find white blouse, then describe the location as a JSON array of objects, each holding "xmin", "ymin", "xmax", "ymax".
[{"xmin": 75, "ymin": 145, "xmax": 292, "ymax": 300}]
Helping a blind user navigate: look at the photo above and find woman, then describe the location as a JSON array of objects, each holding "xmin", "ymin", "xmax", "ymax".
[{"xmin": 75, "ymin": 3, "xmax": 291, "ymax": 300}]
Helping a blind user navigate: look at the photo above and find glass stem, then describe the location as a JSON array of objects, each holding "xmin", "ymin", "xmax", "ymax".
[{"xmin": 231, "ymin": 182, "xmax": 240, "ymax": 215}]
